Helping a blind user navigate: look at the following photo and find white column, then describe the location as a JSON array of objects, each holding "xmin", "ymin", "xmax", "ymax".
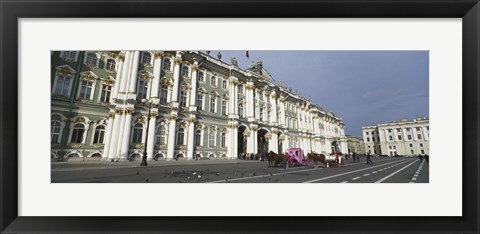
[
  {"xmin": 270, "ymin": 93, "xmax": 277, "ymax": 124},
  {"xmin": 233, "ymin": 123, "xmax": 238, "ymax": 159},
  {"xmin": 171, "ymin": 53, "xmax": 182, "ymax": 106},
  {"xmin": 103, "ymin": 111, "xmax": 115, "ymax": 159},
  {"xmin": 107, "ymin": 109, "xmax": 122, "ymax": 160},
  {"xmin": 228, "ymin": 77, "xmax": 237, "ymax": 115},
  {"xmin": 166, "ymin": 114, "xmax": 177, "ymax": 159},
  {"xmin": 279, "ymin": 98, "xmax": 286, "ymax": 126},
  {"xmin": 128, "ymin": 51, "xmax": 140, "ymax": 96},
  {"xmin": 151, "ymin": 52, "xmax": 163, "ymax": 100},
  {"xmin": 112, "ymin": 55, "xmax": 125, "ymax": 101},
  {"xmin": 146, "ymin": 111, "xmax": 157, "ymax": 160},
  {"xmin": 283, "ymin": 134, "xmax": 289, "ymax": 152},
  {"xmin": 119, "ymin": 109, "xmax": 134, "ymax": 160},
  {"xmin": 246, "ymin": 82, "xmax": 254, "ymax": 119},
  {"xmin": 271, "ymin": 130, "xmax": 278, "ymax": 153},
  {"xmin": 167, "ymin": 86, "xmax": 173, "ymax": 103},
  {"xmin": 119, "ymin": 51, "xmax": 131, "ymax": 94},
  {"xmin": 227, "ymin": 124, "xmax": 235, "ymax": 158},
  {"xmin": 189, "ymin": 62, "xmax": 198, "ymax": 111},
  {"xmin": 187, "ymin": 117, "xmax": 196, "ymax": 159}
]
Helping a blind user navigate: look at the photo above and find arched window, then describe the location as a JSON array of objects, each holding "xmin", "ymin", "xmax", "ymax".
[
  {"xmin": 93, "ymin": 125, "xmax": 106, "ymax": 144},
  {"xmin": 221, "ymin": 132, "xmax": 226, "ymax": 148},
  {"xmin": 132, "ymin": 123, "xmax": 143, "ymax": 143},
  {"xmin": 208, "ymin": 130, "xmax": 216, "ymax": 148},
  {"xmin": 51, "ymin": 121, "xmax": 62, "ymax": 144},
  {"xmin": 177, "ymin": 128, "xmax": 185, "ymax": 145},
  {"xmin": 141, "ymin": 52, "xmax": 152, "ymax": 64},
  {"xmin": 106, "ymin": 59, "xmax": 116, "ymax": 70},
  {"xmin": 195, "ymin": 129, "xmax": 202, "ymax": 146},
  {"xmin": 70, "ymin": 123, "xmax": 85, "ymax": 143},
  {"xmin": 163, "ymin": 58, "xmax": 171, "ymax": 71},
  {"xmin": 156, "ymin": 125, "xmax": 166, "ymax": 145}
]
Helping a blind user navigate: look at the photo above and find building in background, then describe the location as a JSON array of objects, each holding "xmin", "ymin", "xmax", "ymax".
[
  {"xmin": 51, "ymin": 51, "xmax": 347, "ymax": 162},
  {"xmin": 346, "ymin": 135, "xmax": 365, "ymax": 155},
  {"xmin": 362, "ymin": 118, "xmax": 429, "ymax": 156}
]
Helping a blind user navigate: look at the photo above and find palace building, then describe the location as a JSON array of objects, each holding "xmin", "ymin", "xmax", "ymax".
[
  {"xmin": 362, "ymin": 117, "xmax": 429, "ymax": 156},
  {"xmin": 51, "ymin": 51, "xmax": 347, "ymax": 161}
]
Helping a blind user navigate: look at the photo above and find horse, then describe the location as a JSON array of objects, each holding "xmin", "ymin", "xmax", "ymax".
[
  {"xmin": 307, "ymin": 152, "xmax": 327, "ymax": 168},
  {"xmin": 267, "ymin": 151, "xmax": 286, "ymax": 168}
]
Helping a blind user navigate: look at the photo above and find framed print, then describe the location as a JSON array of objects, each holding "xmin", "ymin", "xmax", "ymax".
[{"xmin": 1, "ymin": 0, "xmax": 479, "ymax": 233}]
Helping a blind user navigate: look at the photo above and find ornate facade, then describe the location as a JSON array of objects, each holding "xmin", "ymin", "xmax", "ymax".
[{"xmin": 51, "ymin": 51, "xmax": 347, "ymax": 161}]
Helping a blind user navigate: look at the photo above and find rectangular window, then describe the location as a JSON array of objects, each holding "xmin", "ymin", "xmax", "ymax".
[
  {"xmin": 197, "ymin": 94, "xmax": 203, "ymax": 110},
  {"xmin": 410, "ymin": 149, "xmax": 414, "ymax": 154},
  {"xmin": 388, "ymin": 129, "xmax": 392, "ymax": 133},
  {"xmin": 160, "ymin": 86, "xmax": 168, "ymax": 104},
  {"xmin": 209, "ymin": 132, "xmax": 215, "ymax": 148},
  {"xmin": 197, "ymin": 71, "xmax": 205, "ymax": 82},
  {"xmin": 137, "ymin": 80, "xmax": 148, "ymax": 100},
  {"xmin": 210, "ymin": 76, "xmax": 216, "ymax": 86},
  {"xmin": 100, "ymin": 85, "xmax": 112, "ymax": 103},
  {"xmin": 419, "ymin": 143, "xmax": 424, "ymax": 147},
  {"xmin": 409, "ymin": 144, "xmax": 413, "ymax": 147},
  {"xmin": 389, "ymin": 136, "xmax": 393, "ymax": 141},
  {"xmin": 366, "ymin": 132, "xmax": 369, "ymax": 135},
  {"xmin": 416, "ymin": 127, "xmax": 421, "ymax": 131},
  {"xmin": 221, "ymin": 133, "xmax": 226, "ymax": 148},
  {"xmin": 396, "ymin": 128, "xmax": 401, "ymax": 132},
  {"xmin": 79, "ymin": 80, "xmax": 93, "ymax": 99},
  {"xmin": 180, "ymin": 91, "xmax": 187, "ymax": 107},
  {"xmin": 367, "ymin": 137, "xmax": 370, "ymax": 142},
  {"xmin": 222, "ymin": 80, "xmax": 227, "ymax": 89},
  {"xmin": 221, "ymin": 100, "xmax": 227, "ymax": 115},
  {"xmin": 181, "ymin": 65, "xmax": 189, "ymax": 77},
  {"xmin": 406, "ymin": 128, "xmax": 411, "ymax": 132},
  {"xmin": 421, "ymin": 150, "xmax": 425, "ymax": 154},
  {"xmin": 398, "ymin": 135, "xmax": 402, "ymax": 140},
  {"xmin": 407, "ymin": 135, "xmax": 412, "ymax": 140},
  {"xmin": 54, "ymin": 75, "xmax": 71, "ymax": 96},
  {"xmin": 210, "ymin": 97, "xmax": 216, "ymax": 113},
  {"xmin": 417, "ymin": 134, "xmax": 422, "ymax": 140}
]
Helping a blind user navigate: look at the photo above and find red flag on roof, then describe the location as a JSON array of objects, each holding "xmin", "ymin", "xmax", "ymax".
[{"xmin": 246, "ymin": 51, "xmax": 250, "ymax": 59}]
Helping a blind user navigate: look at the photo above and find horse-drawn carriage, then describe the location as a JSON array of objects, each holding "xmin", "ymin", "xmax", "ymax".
[
  {"xmin": 267, "ymin": 148, "xmax": 310, "ymax": 168},
  {"xmin": 267, "ymin": 149, "xmax": 344, "ymax": 169},
  {"xmin": 284, "ymin": 148, "xmax": 310, "ymax": 168}
]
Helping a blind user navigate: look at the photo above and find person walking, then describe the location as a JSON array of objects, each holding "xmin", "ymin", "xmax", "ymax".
[
  {"xmin": 424, "ymin": 154, "xmax": 429, "ymax": 163},
  {"xmin": 418, "ymin": 154, "xmax": 424, "ymax": 163},
  {"xmin": 366, "ymin": 153, "xmax": 373, "ymax": 165},
  {"xmin": 352, "ymin": 152, "xmax": 357, "ymax": 163}
]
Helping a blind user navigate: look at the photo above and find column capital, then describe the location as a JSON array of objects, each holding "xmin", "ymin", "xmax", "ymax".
[{"xmin": 154, "ymin": 51, "xmax": 164, "ymax": 59}]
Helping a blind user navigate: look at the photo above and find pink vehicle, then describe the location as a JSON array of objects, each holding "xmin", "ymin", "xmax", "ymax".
[{"xmin": 284, "ymin": 148, "xmax": 310, "ymax": 168}]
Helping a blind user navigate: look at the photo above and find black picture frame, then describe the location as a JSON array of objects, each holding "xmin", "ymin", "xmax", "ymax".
[{"xmin": 1, "ymin": 0, "xmax": 479, "ymax": 233}]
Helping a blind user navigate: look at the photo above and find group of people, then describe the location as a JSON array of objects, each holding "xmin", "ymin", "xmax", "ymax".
[
  {"xmin": 238, "ymin": 153, "xmax": 265, "ymax": 161},
  {"xmin": 418, "ymin": 154, "xmax": 429, "ymax": 163}
]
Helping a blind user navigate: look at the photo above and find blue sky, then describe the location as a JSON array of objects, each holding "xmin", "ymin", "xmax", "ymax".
[{"xmin": 209, "ymin": 51, "xmax": 429, "ymax": 137}]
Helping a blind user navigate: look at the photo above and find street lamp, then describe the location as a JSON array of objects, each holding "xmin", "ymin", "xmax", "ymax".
[{"xmin": 141, "ymin": 98, "xmax": 153, "ymax": 166}]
